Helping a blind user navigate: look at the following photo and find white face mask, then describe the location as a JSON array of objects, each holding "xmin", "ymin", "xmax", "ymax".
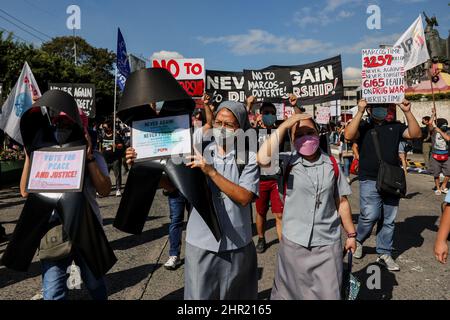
[{"xmin": 213, "ymin": 127, "xmax": 236, "ymax": 146}]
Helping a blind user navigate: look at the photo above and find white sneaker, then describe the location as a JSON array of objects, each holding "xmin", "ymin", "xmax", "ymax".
[
  {"xmin": 442, "ymin": 188, "xmax": 448, "ymax": 194},
  {"xmin": 115, "ymin": 190, "xmax": 122, "ymax": 197},
  {"xmin": 164, "ymin": 256, "xmax": 181, "ymax": 270},
  {"xmin": 435, "ymin": 189, "xmax": 442, "ymax": 195},
  {"xmin": 376, "ymin": 254, "xmax": 400, "ymax": 271},
  {"xmin": 30, "ymin": 290, "xmax": 43, "ymax": 300},
  {"xmin": 353, "ymin": 241, "xmax": 363, "ymax": 259}
]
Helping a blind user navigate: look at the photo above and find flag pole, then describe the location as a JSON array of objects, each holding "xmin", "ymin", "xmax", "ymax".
[{"xmin": 113, "ymin": 64, "xmax": 117, "ymax": 152}]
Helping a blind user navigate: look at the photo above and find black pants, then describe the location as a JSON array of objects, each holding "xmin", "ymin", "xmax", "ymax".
[{"xmin": 107, "ymin": 159, "xmax": 122, "ymax": 191}]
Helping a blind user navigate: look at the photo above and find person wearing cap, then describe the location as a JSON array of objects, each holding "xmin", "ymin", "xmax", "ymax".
[
  {"xmin": 183, "ymin": 99, "xmax": 260, "ymax": 300},
  {"xmin": 258, "ymin": 114, "xmax": 356, "ymax": 300},
  {"xmin": 344, "ymin": 99, "xmax": 421, "ymax": 271},
  {"xmin": 18, "ymin": 106, "xmax": 113, "ymax": 300}
]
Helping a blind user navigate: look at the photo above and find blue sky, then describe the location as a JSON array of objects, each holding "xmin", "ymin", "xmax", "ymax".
[{"xmin": 1, "ymin": 0, "xmax": 449, "ymax": 79}]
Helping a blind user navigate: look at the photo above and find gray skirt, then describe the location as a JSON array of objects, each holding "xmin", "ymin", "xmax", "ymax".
[
  {"xmin": 184, "ymin": 242, "xmax": 258, "ymax": 300},
  {"xmin": 271, "ymin": 236, "xmax": 343, "ymax": 300}
]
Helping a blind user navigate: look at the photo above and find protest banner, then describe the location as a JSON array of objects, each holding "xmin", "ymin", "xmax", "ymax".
[
  {"xmin": 26, "ymin": 146, "xmax": 86, "ymax": 193},
  {"xmin": 206, "ymin": 70, "xmax": 246, "ymax": 104},
  {"xmin": 152, "ymin": 58, "xmax": 205, "ymax": 97},
  {"xmin": 265, "ymin": 55, "xmax": 344, "ymax": 105},
  {"xmin": 132, "ymin": 114, "xmax": 191, "ymax": 161},
  {"xmin": 361, "ymin": 48, "xmax": 405, "ymax": 104},
  {"xmin": 244, "ymin": 69, "xmax": 292, "ymax": 103},
  {"xmin": 316, "ymin": 106, "xmax": 331, "ymax": 125},
  {"xmin": 48, "ymin": 83, "xmax": 96, "ymax": 118}
]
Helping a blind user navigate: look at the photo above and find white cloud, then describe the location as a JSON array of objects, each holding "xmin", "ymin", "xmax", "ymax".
[
  {"xmin": 198, "ymin": 29, "xmax": 332, "ymax": 56},
  {"xmin": 150, "ymin": 50, "xmax": 184, "ymax": 60},
  {"xmin": 198, "ymin": 29, "xmax": 401, "ymax": 57},
  {"xmin": 343, "ymin": 67, "xmax": 362, "ymax": 79},
  {"xmin": 336, "ymin": 33, "xmax": 401, "ymax": 54},
  {"xmin": 293, "ymin": 0, "xmax": 361, "ymax": 28}
]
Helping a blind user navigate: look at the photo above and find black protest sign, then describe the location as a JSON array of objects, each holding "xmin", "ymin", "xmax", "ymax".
[
  {"xmin": 206, "ymin": 70, "xmax": 246, "ymax": 104},
  {"xmin": 265, "ymin": 55, "xmax": 344, "ymax": 105},
  {"xmin": 48, "ymin": 83, "xmax": 96, "ymax": 118},
  {"xmin": 243, "ymin": 69, "xmax": 292, "ymax": 103}
]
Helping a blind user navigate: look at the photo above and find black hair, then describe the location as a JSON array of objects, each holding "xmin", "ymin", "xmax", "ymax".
[
  {"xmin": 422, "ymin": 116, "xmax": 431, "ymax": 122},
  {"xmin": 260, "ymin": 102, "xmax": 276, "ymax": 113}
]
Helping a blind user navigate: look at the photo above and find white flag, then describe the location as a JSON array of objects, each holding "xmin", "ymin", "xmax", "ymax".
[
  {"xmin": 0, "ymin": 62, "xmax": 41, "ymax": 145},
  {"xmin": 394, "ymin": 15, "xmax": 430, "ymax": 71}
]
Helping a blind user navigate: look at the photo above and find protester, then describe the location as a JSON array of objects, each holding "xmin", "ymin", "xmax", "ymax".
[
  {"xmin": 163, "ymin": 188, "xmax": 190, "ymax": 270},
  {"xmin": 247, "ymin": 96, "xmax": 284, "ymax": 253},
  {"xmin": 429, "ymin": 118, "xmax": 450, "ymax": 195},
  {"xmin": 421, "ymin": 116, "xmax": 433, "ymax": 171},
  {"xmin": 99, "ymin": 120, "xmax": 124, "ymax": 197},
  {"xmin": 340, "ymin": 123, "xmax": 354, "ymax": 183},
  {"xmin": 435, "ymin": 192, "xmax": 450, "ymax": 264},
  {"xmin": 184, "ymin": 100, "xmax": 259, "ymax": 299},
  {"xmin": 19, "ymin": 108, "xmax": 112, "ymax": 300},
  {"xmin": 344, "ymin": 98, "xmax": 421, "ymax": 271},
  {"xmin": 258, "ymin": 113, "xmax": 356, "ymax": 299},
  {"xmin": 398, "ymin": 139, "xmax": 409, "ymax": 176}
]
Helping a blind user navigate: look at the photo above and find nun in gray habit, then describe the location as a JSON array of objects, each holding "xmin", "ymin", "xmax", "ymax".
[
  {"xmin": 257, "ymin": 114, "xmax": 357, "ymax": 300},
  {"xmin": 185, "ymin": 101, "xmax": 260, "ymax": 300}
]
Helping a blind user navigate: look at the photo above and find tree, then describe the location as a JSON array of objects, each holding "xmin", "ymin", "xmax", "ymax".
[{"xmin": 0, "ymin": 33, "xmax": 116, "ymax": 119}]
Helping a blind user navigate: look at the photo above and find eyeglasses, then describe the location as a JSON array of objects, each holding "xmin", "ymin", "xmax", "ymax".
[{"xmin": 213, "ymin": 120, "xmax": 238, "ymax": 130}]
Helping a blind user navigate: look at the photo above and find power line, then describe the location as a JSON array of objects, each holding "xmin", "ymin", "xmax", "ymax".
[
  {"xmin": 0, "ymin": 8, "xmax": 52, "ymax": 40},
  {"xmin": 0, "ymin": 26, "xmax": 32, "ymax": 44},
  {"xmin": 21, "ymin": 0, "xmax": 59, "ymax": 19},
  {"xmin": 0, "ymin": 14, "xmax": 46, "ymax": 42}
]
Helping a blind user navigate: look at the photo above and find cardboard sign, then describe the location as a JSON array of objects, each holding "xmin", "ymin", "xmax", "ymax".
[
  {"xmin": 316, "ymin": 106, "xmax": 331, "ymax": 125},
  {"xmin": 361, "ymin": 48, "xmax": 405, "ymax": 104},
  {"xmin": 264, "ymin": 55, "xmax": 344, "ymax": 105},
  {"xmin": 132, "ymin": 114, "xmax": 191, "ymax": 161},
  {"xmin": 152, "ymin": 58, "xmax": 205, "ymax": 97},
  {"xmin": 48, "ymin": 83, "xmax": 96, "ymax": 118},
  {"xmin": 206, "ymin": 70, "xmax": 246, "ymax": 104},
  {"xmin": 244, "ymin": 69, "xmax": 292, "ymax": 103},
  {"xmin": 26, "ymin": 146, "xmax": 86, "ymax": 193},
  {"xmin": 273, "ymin": 103, "xmax": 295, "ymax": 120}
]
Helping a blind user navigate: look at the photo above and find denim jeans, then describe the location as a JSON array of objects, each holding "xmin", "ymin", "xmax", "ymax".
[
  {"xmin": 41, "ymin": 253, "xmax": 107, "ymax": 300},
  {"xmin": 168, "ymin": 191, "xmax": 188, "ymax": 257},
  {"xmin": 357, "ymin": 180, "xmax": 399, "ymax": 256},
  {"xmin": 341, "ymin": 156, "xmax": 353, "ymax": 177}
]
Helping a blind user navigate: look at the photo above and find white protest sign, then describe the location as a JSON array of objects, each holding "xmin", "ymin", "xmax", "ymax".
[
  {"xmin": 152, "ymin": 58, "xmax": 205, "ymax": 97},
  {"xmin": 132, "ymin": 114, "xmax": 191, "ymax": 161},
  {"xmin": 361, "ymin": 48, "xmax": 405, "ymax": 104},
  {"xmin": 316, "ymin": 106, "xmax": 331, "ymax": 124},
  {"xmin": 26, "ymin": 147, "xmax": 86, "ymax": 193}
]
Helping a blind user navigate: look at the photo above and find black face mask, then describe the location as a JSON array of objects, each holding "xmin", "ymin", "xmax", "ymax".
[{"xmin": 54, "ymin": 127, "xmax": 73, "ymax": 145}]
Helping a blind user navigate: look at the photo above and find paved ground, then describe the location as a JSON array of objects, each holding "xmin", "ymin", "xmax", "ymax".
[{"xmin": 0, "ymin": 157, "xmax": 449, "ymax": 300}]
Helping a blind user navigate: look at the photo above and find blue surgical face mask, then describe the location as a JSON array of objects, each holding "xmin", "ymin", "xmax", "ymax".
[
  {"xmin": 262, "ymin": 114, "xmax": 277, "ymax": 127},
  {"xmin": 371, "ymin": 107, "xmax": 388, "ymax": 121}
]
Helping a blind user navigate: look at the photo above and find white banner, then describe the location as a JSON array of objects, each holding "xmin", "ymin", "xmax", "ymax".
[
  {"xmin": 361, "ymin": 48, "xmax": 405, "ymax": 104},
  {"xmin": 152, "ymin": 58, "xmax": 205, "ymax": 80},
  {"xmin": 394, "ymin": 15, "xmax": 430, "ymax": 71},
  {"xmin": 0, "ymin": 62, "xmax": 41, "ymax": 144},
  {"xmin": 316, "ymin": 106, "xmax": 331, "ymax": 125}
]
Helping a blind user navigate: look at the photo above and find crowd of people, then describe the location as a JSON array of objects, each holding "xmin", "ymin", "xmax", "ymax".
[{"xmin": 1, "ymin": 89, "xmax": 450, "ymax": 300}]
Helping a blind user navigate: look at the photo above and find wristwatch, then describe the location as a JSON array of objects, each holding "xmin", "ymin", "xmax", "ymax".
[{"xmin": 347, "ymin": 232, "xmax": 357, "ymax": 238}]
